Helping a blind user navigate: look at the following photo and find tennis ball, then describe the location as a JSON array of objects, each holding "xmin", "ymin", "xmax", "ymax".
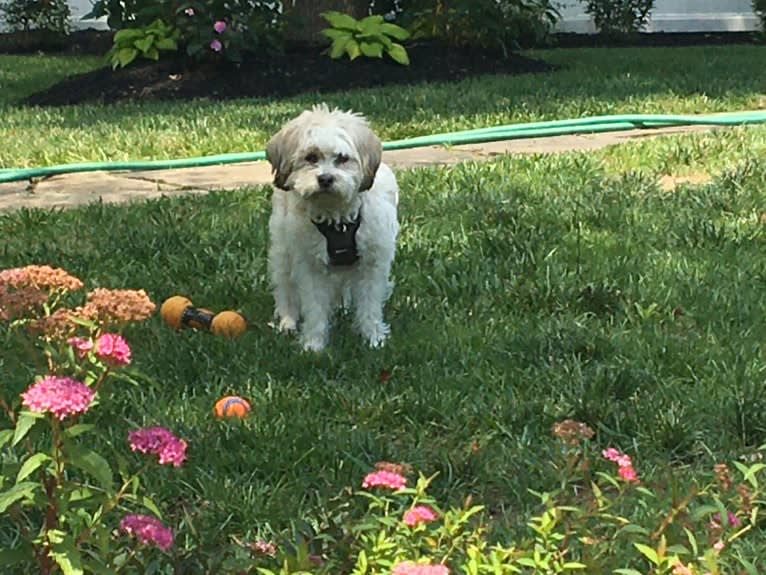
[
  {"xmin": 160, "ymin": 296, "xmax": 192, "ymax": 329},
  {"xmin": 211, "ymin": 310, "xmax": 247, "ymax": 338},
  {"xmin": 214, "ymin": 395, "xmax": 251, "ymax": 419}
]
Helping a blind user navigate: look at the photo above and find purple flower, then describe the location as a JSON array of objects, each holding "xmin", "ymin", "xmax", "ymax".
[
  {"xmin": 120, "ymin": 514, "xmax": 174, "ymax": 550},
  {"xmin": 210, "ymin": 39, "xmax": 223, "ymax": 52},
  {"xmin": 21, "ymin": 376, "xmax": 95, "ymax": 420},
  {"xmin": 213, "ymin": 20, "xmax": 227, "ymax": 34}
]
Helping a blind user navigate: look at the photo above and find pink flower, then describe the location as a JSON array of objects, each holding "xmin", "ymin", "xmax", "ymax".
[
  {"xmin": 404, "ymin": 505, "xmax": 439, "ymax": 527},
  {"xmin": 252, "ymin": 540, "xmax": 277, "ymax": 556},
  {"xmin": 618, "ymin": 465, "xmax": 639, "ymax": 482},
  {"xmin": 711, "ymin": 511, "xmax": 742, "ymax": 528},
  {"xmin": 119, "ymin": 514, "xmax": 174, "ymax": 550},
  {"xmin": 392, "ymin": 561, "xmax": 449, "ymax": 575},
  {"xmin": 184, "ymin": 7, "xmax": 194, "ymax": 16},
  {"xmin": 362, "ymin": 470, "xmax": 407, "ymax": 491},
  {"xmin": 210, "ymin": 39, "xmax": 223, "ymax": 52},
  {"xmin": 602, "ymin": 448, "xmax": 622, "ymax": 462},
  {"xmin": 713, "ymin": 539, "xmax": 725, "ymax": 552},
  {"xmin": 21, "ymin": 376, "xmax": 94, "ymax": 420},
  {"xmin": 213, "ymin": 20, "xmax": 227, "ymax": 33},
  {"xmin": 95, "ymin": 333, "xmax": 131, "ymax": 366},
  {"xmin": 128, "ymin": 427, "xmax": 187, "ymax": 467},
  {"xmin": 68, "ymin": 336, "xmax": 94, "ymax": 357}
]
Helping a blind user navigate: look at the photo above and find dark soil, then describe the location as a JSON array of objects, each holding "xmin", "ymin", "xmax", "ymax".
[
  {"xmin": 20, "ymin": 41, "xmax": 556, "ymax": 107},
  {"xmin": 5, "ymin": 28, "xmax": 762, "ymax": 107}
]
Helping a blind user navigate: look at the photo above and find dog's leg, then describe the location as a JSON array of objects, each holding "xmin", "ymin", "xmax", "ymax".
[
  {"xmin": 297, "ymin": 273, "xmax": 336, "ymax": 352},
  {"xmin": 352, "ymin": 263, "xmax": 393, "ymax": 348},
  {"xmin": 268, "ymin": 236, "xmax": 300, "ymax": 334}
]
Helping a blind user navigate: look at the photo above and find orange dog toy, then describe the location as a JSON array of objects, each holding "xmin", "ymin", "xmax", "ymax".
[
  {"xmin": 214, "ymin": 395, "xmax": 251, "ymax": 418},
  {"xmin": 160, "ymin": 296, "xmax": 247, "ymax": 338}
]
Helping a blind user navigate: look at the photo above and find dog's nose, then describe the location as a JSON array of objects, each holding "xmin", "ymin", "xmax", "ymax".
[{"xmin": 317, "ymin": 173, "xmax": 335, "ymax": 188}]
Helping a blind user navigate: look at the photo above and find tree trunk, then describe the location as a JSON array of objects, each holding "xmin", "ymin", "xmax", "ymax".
[{"xmin": 285, "ymin": 1, "xmax": 371, "ymax": 46}]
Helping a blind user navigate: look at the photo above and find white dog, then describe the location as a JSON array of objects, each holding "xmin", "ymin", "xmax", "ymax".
[{"xmin": 265, "ymin": 104, "xmax": 399, "ymax": 352}]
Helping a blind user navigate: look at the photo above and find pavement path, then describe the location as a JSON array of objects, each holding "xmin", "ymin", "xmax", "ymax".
[{"xmin": 0, "ymin": 124, "xmax": 717, "ymax": 211}]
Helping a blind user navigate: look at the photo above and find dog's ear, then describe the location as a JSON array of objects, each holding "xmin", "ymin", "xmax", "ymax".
[
  {"xmin": 344, "ymin": 116, "xmax": 382, "ymax": 192},
  {"xmin": 266, "ymin": 124, "xmax": 298, "ymax": 190}
]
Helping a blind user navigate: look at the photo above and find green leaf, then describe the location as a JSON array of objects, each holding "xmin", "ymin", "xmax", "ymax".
[
  {"xmin": 0, "ymin": 429, "xmax": 13, "ymax": 448},
  {"xmin": 154, "ymin": 37, "xmax": 178, "ymax": 51},
  {"xmin": 13, "ymin": 411, "xmax": 42, "ymax": 446},
  {"xmin": 142, "ymin": 495, "xmax": 162, "ymax": 518},
  {"xmin": 734, "ymin": 461, "xmax": 766, "ymax": 488},
  {"xmin": 380, "ymin": 22, "xmax": 410, "ymax": 40},
  {"xmin": 113, "ymin": 29, "xmax": 144, "ymax": 44},
  {"xmin": 48, "ymin": 530, "xmax": 84, "ymax": 575},
  {"xmin": 359, "ymin": 41, "xmax": 384, "ymax": 58},
  {"xmin": 0, "ymin": 542, "xmax": 34, "ymax": 567},
  {"xmin": 633, "ymin": 543, "xmax": 659, "ymax": 565},
  {"xmin": 321, "ymin": 28, "xmax": 351, "ymax": 41},
  {"xmin": 614, "ymin": 570, "xmax": 644, "ymax": 575},
  {"xmin": 320, "ymin": 11, "xmax": 359, "ymax": 31},
  {"xmin": 359, "ymin": 14, "xmax": 385, "ymax": 33},
  {"xmin": 116, "ymin": 47, "xmax": 139, "ymax": 68},
  {"xmin": 344, "ymin": 39, "xmax": 361, "ymax": 61},
  {"xmin": 386, "ymin": 43, "xmax": 410, "ymax": 66},
  {"xmin": 144, "ymin": 47, "xmax": 160, "ymax": 61},
  {"xmin": 0, "ymin": 481, "xmax": 38, "ymax": 513},
  {"xmin": 328, "ymin": 36, "xmax": 351, "ymax": 59},
  {"xmin": 17, "ymin": 452, "xmax": 51, "ymax": 482},
  {"xmin": 63, "ymin": 444, "xmax": 113, "ymax": 490},
  {"xmin": 561, "ymin": 562, "xmax": 587, "ymax": 570},
  {"xmin": 64, "ymin": 424, "xmax": 94, "ymax": 439},
  {"xmin": 134, "ymin": 36, "xmax": 154, "ymax": 54}
]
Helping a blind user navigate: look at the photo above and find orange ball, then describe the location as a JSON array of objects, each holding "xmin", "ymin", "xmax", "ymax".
[
  {"xmin": 214, "ymin": 396, "xmax": 251, "ymax": 419},
  {"xmin": 211, "ymin": 310, "xmax": 247, "ymax": 338},
  {"xmin": 160, "ymin": 296, "xmax": 192, "ymax": 329}
]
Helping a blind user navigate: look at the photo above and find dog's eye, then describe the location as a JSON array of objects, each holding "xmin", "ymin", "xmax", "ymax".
[
  {"xmin": 335, "ymin": 154, "xmax": 349, "ymax": 165},
  {"xmin": 305, "ymin": 152, "xmax": 319, "ymax": 164}
]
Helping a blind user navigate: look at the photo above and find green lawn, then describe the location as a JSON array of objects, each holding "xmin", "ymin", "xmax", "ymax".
[
  {"xmin": 2, "ymin": 45, "xmax": 766, "ymax": 572},
  {"xmin": 1, "ymin": 45, "xmax": 765, "ymax": 168}
]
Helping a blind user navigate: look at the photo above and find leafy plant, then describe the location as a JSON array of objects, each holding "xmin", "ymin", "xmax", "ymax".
[
  {"xmin": 320, "ymin": 11, "xmax": 411, "ymax": 66},
  {"xmin": 82, "ymin": 0, "xmax": 162, "ymax": 30},
  {"xmin": 0, "ymin": 265, "xmax": 183, "ymax": 573},
  {"xmin": 754, "ymin": 0, "xmax": 766, "ymax": 34},
  {"xmin": 579, "ymin": 0, "xmax": 655, "ymax": 36},
  {"xmin": 406, "ymin": 0, "xmax": 560, "ymax": 54},
  {"xmin": 107, "ymin": 18, "xmax": 181, "ymax": 69},
  {"xmin": 0, "ymin": 0, "xmax": 71, "ymax": 34}
]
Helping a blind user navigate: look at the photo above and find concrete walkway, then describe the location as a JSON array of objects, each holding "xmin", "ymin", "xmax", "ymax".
[{"xmin": 0, "ymin": 124, "xmax": 716, "ymax": 211}]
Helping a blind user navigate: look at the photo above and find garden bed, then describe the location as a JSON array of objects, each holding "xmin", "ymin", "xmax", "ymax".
[{"xmin": 19, "ymin": 41, "xmax": 555, "ymax": 106}]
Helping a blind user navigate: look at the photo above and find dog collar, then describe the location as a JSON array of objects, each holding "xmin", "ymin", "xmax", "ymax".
[{"xmin": 313, "ymin": 212, "xmax": 362, "ymax": 267}]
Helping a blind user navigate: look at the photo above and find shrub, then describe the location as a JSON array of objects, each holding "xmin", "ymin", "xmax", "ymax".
[
  {"xmin": 754, "ymin": 0, "xmax": 766, "ymax": 33},
  {"xmin": 0, "ymin": 265, "xmax": 184, "ymax": 573},
  {"xmin": 320, "ymin": 10, "xmax": 411, "ymax": 65},
  {"xmin": 403, "ymin": 0, "xmax": 560, "ymax": 54},
  {"xmin": 82, "ymin": 0, "xmax": 161, "ymax": 30},
  {"xmin": 107, "ymin": 18, "xmax": 180, "ymax": 69},
  {"xmin": 0, "ymin": 0, "xmax": 71, "ymax": 34},
  {"xmin": 579, "ymin": 0, "xmax": 655, "ymax": 36}
]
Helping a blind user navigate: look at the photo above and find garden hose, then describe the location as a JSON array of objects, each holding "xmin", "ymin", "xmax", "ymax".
[{"xmin": 2, "ymin": 111, "xmax": 766, "ymax": 184}]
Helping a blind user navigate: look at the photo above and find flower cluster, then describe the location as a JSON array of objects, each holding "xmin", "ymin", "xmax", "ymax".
[
  {"xmin": 362, "ymin": 470, "xmax": 408, "ymax": 491},
  {"xmin": 21, "ymin": 376, "xmax": 94, "ymax": 420},
  {"xmin": 602, "ymin": 447, "xmax": 639, "ymax": 483},
  {"xmin": 128, "ymin": 427, "xmax": 188, "ymax": 467},
  {"xmin": 392, "ymin": 561, "xmax": 449, "ymax": 575},
  {"xmin": 0, "ymin": 265, "xmax": 83, "ymax": 321},
  {"xmin": 69, "ymin": 333, "xmax": 132, "ymax": 366},
  {"xmin": 119, "ymin": 514, "xmax": 174, "ymax": 551},
  {"xmin": 552, "ymin": 419, "xmax": 595, "ymax": 446},
  {"xmin": 404, "ymin": 505, "xmax": 439, "ymax": 527},
  {"xmin": 84, "ymin": 288, "xmax": 156, "ymax": 325}
]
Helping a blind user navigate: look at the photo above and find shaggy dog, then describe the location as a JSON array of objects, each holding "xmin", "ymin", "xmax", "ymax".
[{"xmin": 265, "ymin": 105, "xmax": 399, "ymax": 352}]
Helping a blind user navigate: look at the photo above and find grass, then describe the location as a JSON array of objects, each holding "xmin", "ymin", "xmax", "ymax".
[
  {"xmin": 1, "ymin": 45, "xmax": 766, "ymax": 168},
  {"xmin": 2, "ymin": 119, "xmax": 766, "ymax": 563}
]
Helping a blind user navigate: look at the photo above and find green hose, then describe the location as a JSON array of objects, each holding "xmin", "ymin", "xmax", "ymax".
[{"xmin": 2, "ymin": 111, "xmax": 765, "ymax": 184}]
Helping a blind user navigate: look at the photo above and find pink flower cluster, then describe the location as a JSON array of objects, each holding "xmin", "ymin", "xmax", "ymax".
[
  {"xmin": 128, "ymin": 427, "xmax": 187, "ymax": 467},
  {"xmin": 404, "ymin": 505, "xmax": 439, "ymax": 527},
  {"xmin": 392, "ymin": 561, "xmax": 449, "ymax": 575},
  {"xmin": 711, "ymin": 511, "xmax": 742, "ymax": 529},
  {"xmin": 21, "ymin": 376, "xmax": 94, "ymax": 420},
  {"xmin": 210, "ymin": 20, "xmax": 226, "ymax": 51},
  {"xmin": 602, "ymin": 448, "xmax": 639, "ymax": 483},
  {"xmin": 362, "ymin": 470, "xmax": 407, "ymax": 491},
  {"xmin": 119, "ymin": 514, "xmax": 174, "ymax": 550},
  {"xmin": 69, "ymin": 333, "xmax": 132, "ymax": 366}
]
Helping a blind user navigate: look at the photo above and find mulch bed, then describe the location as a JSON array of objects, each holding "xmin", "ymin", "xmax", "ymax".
[
  {"xmin": 2, "ymin": 28, "xmax": 761, "ymax": 107},
  {"xmin": 18, "ymin": 41, "xmax": 556, "ymax": 107}
]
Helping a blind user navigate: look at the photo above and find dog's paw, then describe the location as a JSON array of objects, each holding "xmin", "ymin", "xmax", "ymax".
[
  {"xmin": 363, "ymin": 322, "xmax": 390, "ymax": 349},
  {"xmin": 276, "ymin": 316, "xmax": 298, "ymax": 333},
  {"xmin": 301, "ymin": 335, "xmax": 327, "ymax": 353}
]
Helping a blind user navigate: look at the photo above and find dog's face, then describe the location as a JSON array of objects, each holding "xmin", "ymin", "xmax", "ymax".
[{"xmin": 266, "ymin": 105, "xmax": 382, "ymax": 204}]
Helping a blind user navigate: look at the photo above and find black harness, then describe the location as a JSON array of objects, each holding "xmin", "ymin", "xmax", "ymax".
[{"xmin": 312, "ymin": 212, "xmax": 362, "ymax": 267}]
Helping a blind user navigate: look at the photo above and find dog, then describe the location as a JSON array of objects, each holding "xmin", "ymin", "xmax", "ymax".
[{"xmin": 265, "ymin": 104, "xmax": 399, "ymax": 352}]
